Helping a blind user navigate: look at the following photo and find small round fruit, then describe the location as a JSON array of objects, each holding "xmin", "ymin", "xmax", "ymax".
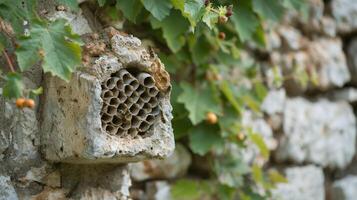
[
  {"xmin": 218, "ymin": 32, "xmax": 226, "ymax": 40},
  {"xmin": 226, "ymin": 5, "xmax": 233, "ymax": 17},
  {"xmin": 24, "ymin": 99, "xmax": 35, "ymax": 109},
  {"xmin": 219, "ymin": 15, "xmax": 228, "ymax": 24},
  {"xmin": 204, "ymin": 0, "xmax": 210, "ymax": 6},
  {"xmin": 237, "ymin": 132, "xmax": 245, "ymax": 141},
  {"xmin": 206, "ymin": 112, "xmax": 218, "ymax": 124},
  {"xmin": 15, "ymin": 98, "xmax": 26, "ymax": 108}
]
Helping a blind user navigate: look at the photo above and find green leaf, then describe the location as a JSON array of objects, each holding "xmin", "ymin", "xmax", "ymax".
[
  {"xmin": 254, "ymin": 82, "xmax": 267, "ymax": 102},
  {"xmin": 247, "ymin": 129, "xmax": 270, "ymax": 159},
  {"xmin": 189, "ymin": 124, "xmax": 223, "ymax": 155},
  {"xmin": 0, "ymin": 0, "xmax": 37, "ymax": 33},
  {"xmin": 268, "ymin": 169, "xmax": 288, "ymax": 184},
  {"xmin": 171, "ymin": 180, "xmax": 201, "ymax": 200},
  {"xmin": 56, "ymin": 0, "xmax": 79, "ymax": 11},
  {"xmin": 171, "ymin": 0, "xmax": 184, "ymax": 10},
  {"xmin": 29, "ymin": 86, "xmax": 43, "ymax": 99},
  {"xmin": 242, "ymin": 95, "xmax": 260, "ymax": 113},
  {"xmin": 184, "ymin": 0, "xmax": 205, "ymax": 27},
  {"xmin": 252, "ymin": 0, "xmax": 285, "ymax": 21},
  {"xmin": 15, "ymin": 19, "xmax": 82, "ymax": 81},
  {"xmin": 141, "ymin": 0, "xmax": 172, "ymax": 21},
  {"xmin": 188, "ymin": 35, "xmax": 211, "ymax": 65},
  {"xmin": 150, "ymin": 11, "xmax": 189, "ymax": 52},
  {"xmin": 252, "ymin": 164, "xmax": 264, "ymax": 184},
  {"xmin": 116, "ymin": 0, "xmax": 142, "ymax": 23},
  {"xmin": 217, "ymin": 185, "xmax": 236, "ymax": 200},
  {"xmin": 220, "ymin": 81, "xmax": 242, "ymax": 116},
  {"xmin": 283, "ymin": 0, "xmax": 306, "ymax": 11},
  {"xmin": 214, "ymin": 155, "xmax": 249, "ymax": 187},
  {"xmin": 97, "ymin": 0, "xmax": 106, "ymax": 7},
  {"xmin": 3, "ymin": 72, "xmax": 23, "ymax": 99},
  {"xmin": 202, "ymin": 10, "xmax": 219, "ymax": 29},
  {"xmin": 178, "ymin": 82, "xmax": 221, "ymax": 125},
  {"xmin": 231, "ymin": 1, "xmax": 259, "ymax": 42}
]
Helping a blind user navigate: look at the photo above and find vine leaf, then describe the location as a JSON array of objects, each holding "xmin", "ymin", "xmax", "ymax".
[
  {"xmin": 189, "ymin": 124, "xmax": 223, "ymax": 156},
  {"xmin": 252, "ymin": 0, "xmax": 285, "ymax": 21},
  {"xmin": 178, "ymin": 82, "xmax": 221, "ymax": 125},
  {"xmin": 202, "ymin": 10, "xmax": 218, "ymax": 29},
  {"xmin": 141, "ymin": 0, "xmax": 172, "ymax": 21},
  {"xmin": 183, "ymin": 0, "xmax": 205, "ymax": 27},
  {"xmin": 15, "ymin": 19, "xmax": 82, "ymax": 81},
  {"xmin": 231, "ymin": 1, "xmax": 259, "ymax": 42},
  {"xmin": 248, "ymin": 129, "xmax": 270, "ymax": 159},
  {"xmin": 0, "ymin": 0, "xmax": 37, "ymax": 33},
  {"xmin": 116, "ymin": 0, "xmax": 142, "ymax": 23},
  {"xmin": 3, "ymin": 73, "xmax": 23, "ymax": 99},
  {"xmin": 150, "ymin": 10, "xmax": 189, "ymax": 52}
]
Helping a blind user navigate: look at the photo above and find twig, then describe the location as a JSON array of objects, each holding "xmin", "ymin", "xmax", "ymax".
[{"xmin": 2, "ymin": 50, "xmax": 15, "ymax": 72}]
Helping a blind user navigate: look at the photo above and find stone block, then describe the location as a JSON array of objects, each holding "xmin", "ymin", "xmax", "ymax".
[
  {"xmin": 332, "ymin": 175, "xmax": 357, "ymax": 200},
  {"xmin": 41, "ymin": 34, "xmax": 174, "ymax": 163},
  {"xmin": 276, "ymin": 97, "xmax": 356, "ymax": 169},
  {"xmin": 272, "ymin": 165, "xmax": 325, "ymax": 200}
]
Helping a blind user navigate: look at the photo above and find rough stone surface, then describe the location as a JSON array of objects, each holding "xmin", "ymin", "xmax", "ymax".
[
  {"xmin": 276, "ymin": 98, "xmax": 356, "ymax": 169},
  {"xmin": 346, "ymin": 37, "xmax": 357, "ymax": 83},
  {"xmin": 130, "ymin": 144, "xmax": 191, "ymax": 181},
  {"xmin": 145, "ymin": 181, "xmax": 171, "ymax": 200},
  {"xmin": 60, "ymin": 164, "xmax": 132, "ymax": 199},
  {"xmin": 327, "ymin": 88, "xmax": 357, "ymax": 103},
  {"xmin": 332, "ymin": 175, "xmax": 357, "ymax": 200},
  {"xmin": 0, "ymin": 175, "xmax": 18, "ymax": 200},
  {"xmin": 261, "ymin": 89, "xmax": 286, "ymax": 115},
  {"xmin": 41, "ymin": 34, "xmax": 174, "ymax": 163},
  {"xmin": 48, "ymin": 10, "xmax": 93, "ymax": 35},
  {"xmin": 277, "ymin": 26, "xmax": 303, "ymax": 50},
  {"xmin": 331, "ymin": 0, "xmax": 357, "ymax": 33},
  {"xmin": 241, "ymin": 111, "xmax": 277, "ymax": 164},
  {"xmin": 308, "ymin": 38, "xmax": 350, "ymax": 89},
  {"xmin": 272, "ymin": 165, "xmax": 325, "ymax": 200}
]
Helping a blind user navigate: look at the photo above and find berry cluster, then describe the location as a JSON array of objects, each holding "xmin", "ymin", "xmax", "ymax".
[{"xmin": 15, "ymin": 98, "xmax": 35, "ymax": 109}]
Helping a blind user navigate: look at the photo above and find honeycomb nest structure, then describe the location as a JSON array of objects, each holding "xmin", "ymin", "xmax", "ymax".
[{"xmin": 100, "ymin": 68, "xmax": 163, "ymax": 138}]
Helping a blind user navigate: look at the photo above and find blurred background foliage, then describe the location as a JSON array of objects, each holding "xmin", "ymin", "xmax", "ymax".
[{"xmin": 0, "ymin": 0, "xmax": 314, "ymax": 199}]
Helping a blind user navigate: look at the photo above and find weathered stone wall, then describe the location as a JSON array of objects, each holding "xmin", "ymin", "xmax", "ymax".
[
  {"xmin": 129, "ymin": 0, "xmax": 357, "ymax": 199},
  {"xmin": 1, "ymin": 0, "xmax": 357, "ymax": 200}
]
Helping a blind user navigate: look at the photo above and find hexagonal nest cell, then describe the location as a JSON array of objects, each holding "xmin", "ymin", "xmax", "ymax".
[{"xmin": 100, "ymin": 68, "xmax": 163, "ymax": 138}]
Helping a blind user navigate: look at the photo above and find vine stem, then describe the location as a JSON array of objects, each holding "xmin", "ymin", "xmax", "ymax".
[{"xmin": 2, "ymin": 50, "xmax": 15, "ymax": 72}]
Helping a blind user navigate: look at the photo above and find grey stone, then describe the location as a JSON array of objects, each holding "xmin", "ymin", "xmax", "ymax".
[
  {"xmin": 346, "ymin": 37, "xmax": 357, "ymax": 83},
  {"xmin": 47, "ymin": 9, "xmax": 93, "ymax": 35},
  {"xmin": 60, "ymin": 164, "xmax": 131, "ymax": 200},
  {"xmin": 308, "ymin": 38, "xmax": 350, "ymax": 89},
  {"xmin": 331, "ymin": 0, "xmax": 357, "ymax": 33},
  {"xmin": 272, "ymin": 165, "xmax": 325, "ymax": 200},
  {"xmin": 41, "ymin": 34, "xmax": 174, "ymax": 163},
  {"xmin": 261, "ymin": 89, "xmax": 286, "ymax": 115},
  {"xmin": 276, "ymin": 98, "xmax": 356, "ymax": 169},
  {"xmin": 277, "ymin": 26, "xmax": 303, "ymax": 50},
  {"xmin": 0, "ymin": 175, "xmax": 18, "ymax": 200},
  {"xmin": 273, "ymin": 39, "xmax": 350, "ymax": 92},
  {"xmin": 241, "ymin": 111, "xmax": 277, "ymax": 165},
  {"xmin": 146, "ymin": 181, "xmax": 171, "ymax": 200},
  {"xmin": 328, "ymin": 88, "xmax": 357, "ymax": 103},
  {"xmin": 261, "ymin": 89, "xmax": 286, "ymax": 131},
  {"xmin": 332, "ymin": 175, "xmax": 357, "ymax": 200},
  {"xmin": 130, "ymin": 144, "xmax": 191, "ymax": 181},
  {"xmin": 0, "ymin": 130, "xmax": 11, "ymax": 157}
]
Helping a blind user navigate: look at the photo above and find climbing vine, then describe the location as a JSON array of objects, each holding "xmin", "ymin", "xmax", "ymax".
[{"xmin": 0, "ymin": 0, "xmax": 312, "ymax": 199}]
